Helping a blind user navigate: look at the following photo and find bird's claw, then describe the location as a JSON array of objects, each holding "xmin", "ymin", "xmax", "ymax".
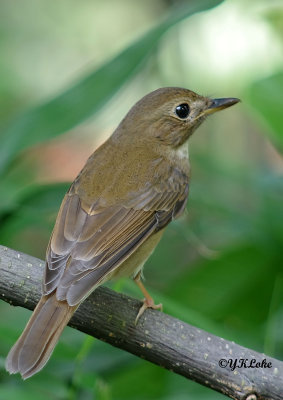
[{"xmin": 135, "ymin": 298, "xmax": 163, "ymax": 325}]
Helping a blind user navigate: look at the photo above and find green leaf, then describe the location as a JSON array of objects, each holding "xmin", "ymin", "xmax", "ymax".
[
  {"xmin": 247, "ymin": 72, "xmax": 283, "ymax": 152},
  {"xmin": 0, "ymin": 183, "xmax": 69, "ymax": 257},
  {"xmin": 0, "ymin": 0, "xmax": 223, "ymax": 174}
]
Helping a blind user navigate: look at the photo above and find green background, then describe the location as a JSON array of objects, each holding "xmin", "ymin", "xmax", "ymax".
[{"xmin": 0, "ymin": 0, "xmax": 282, "ymax": 399}]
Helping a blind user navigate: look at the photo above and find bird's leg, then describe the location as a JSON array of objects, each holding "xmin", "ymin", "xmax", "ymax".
[{"xmin": 134, "ymin": 272, "xmax": 163, "ymax": 324}]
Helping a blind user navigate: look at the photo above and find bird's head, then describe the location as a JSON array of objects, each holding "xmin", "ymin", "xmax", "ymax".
[{"xmin": 113, "ymin": 87, "xmax": 239, "ymax": 148}]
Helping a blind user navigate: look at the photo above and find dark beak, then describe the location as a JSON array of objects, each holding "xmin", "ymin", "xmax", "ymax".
[{"xmin": 205, "ymin": 97, "xmax": 240, "ymax": 114}]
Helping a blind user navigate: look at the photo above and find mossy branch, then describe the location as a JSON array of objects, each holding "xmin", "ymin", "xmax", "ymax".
[{"xmin": 0, "ymin": 245, "xmax": 282, "ymax": 399}]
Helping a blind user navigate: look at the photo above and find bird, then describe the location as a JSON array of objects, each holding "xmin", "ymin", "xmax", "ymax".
[{"xmin": 6, "ymin": 87, "xmax": 239, "ymax": 379}]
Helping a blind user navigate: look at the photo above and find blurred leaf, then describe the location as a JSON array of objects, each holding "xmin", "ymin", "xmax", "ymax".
[
  {"xmin": 247, "ymin": 72, "xmax": 283, "ymax": 151},
  {"xmin": 0, "ymin": 372, "xmax": 69, "ymax": 400},
  {"xmin": 264, "ymin": 273, "xmax": 283, "ymax": 356},
  {"xmin": 109, "ymin": 357, "xmax": 226, "ymax": 400},
  {"xmin": 264, "ymin": 7, "xmax": 283, "ymax": 38},
  {"xmin": 0, "ymin": 156, "xmax": 38, "ymax": 215},
  {"xmin": 0, "ymin": 0, "xmax": 223, "ymax": 174},
  {"xmin": 0, "ymin": 183, "xmax": 69, "ymax": 257},
  {"xmin": 168, "ymin": 243, "xmax": 282, "ymax": 352}
]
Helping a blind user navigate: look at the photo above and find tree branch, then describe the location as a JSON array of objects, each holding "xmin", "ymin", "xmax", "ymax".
[{"xmin": 0, "ymin": 245, "xmax": 282, "ymax": 399}]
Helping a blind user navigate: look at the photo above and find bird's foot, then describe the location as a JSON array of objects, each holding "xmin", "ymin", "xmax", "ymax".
[{"xmin": 135, "ymin": 297, "xmax": 163, "ymax": 325}]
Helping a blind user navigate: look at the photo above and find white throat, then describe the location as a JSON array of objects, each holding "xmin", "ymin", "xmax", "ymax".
[{"xmin": 176, "ymin": 141, "xmax": 189, "ymax": 160}]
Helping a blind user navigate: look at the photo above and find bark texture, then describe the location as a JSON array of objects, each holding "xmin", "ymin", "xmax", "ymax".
[{"xmin": 0, "ymin": 245, "xmax": 282, "ymax": 399}]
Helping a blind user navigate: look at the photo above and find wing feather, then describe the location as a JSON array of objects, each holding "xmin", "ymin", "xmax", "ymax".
[{"xmin": 43, "ymin": 165, "xmax": 189, "ymax": 305}]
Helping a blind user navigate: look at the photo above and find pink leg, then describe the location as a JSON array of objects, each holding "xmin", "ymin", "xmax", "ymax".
[{"xmin": 134, "ymin": 272, "xmax": 163, "ymax": 324}]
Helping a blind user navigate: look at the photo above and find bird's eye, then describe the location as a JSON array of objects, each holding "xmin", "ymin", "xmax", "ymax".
[{"xmin": 175, "ymin": 103, "xmax": 190, "ymax": 119}]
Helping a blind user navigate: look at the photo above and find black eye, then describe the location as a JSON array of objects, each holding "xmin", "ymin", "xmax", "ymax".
[{"xmin": 175, "ymin": 103, "xmax": 190, "ymax": 119}]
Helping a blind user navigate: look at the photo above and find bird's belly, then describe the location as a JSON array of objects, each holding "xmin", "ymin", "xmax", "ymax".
[{"xmin": 107, "ymin": 230, "xmax": 164, "ymax": 281}]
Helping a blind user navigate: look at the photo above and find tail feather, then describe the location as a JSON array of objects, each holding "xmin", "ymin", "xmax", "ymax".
[{"xmin": 6, "ymin": 294, "xmax": 76, "ymax": 379}]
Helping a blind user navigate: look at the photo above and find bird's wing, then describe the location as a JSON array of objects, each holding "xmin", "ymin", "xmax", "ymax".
[{"xmin": 43, "ymin": 171, "xmax": 189, "ymax": 306}]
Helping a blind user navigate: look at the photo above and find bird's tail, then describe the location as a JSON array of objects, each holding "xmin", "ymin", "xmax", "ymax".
[{"xmin": 6, "ymin": 294, "xmax": 77, "ymax": 379}]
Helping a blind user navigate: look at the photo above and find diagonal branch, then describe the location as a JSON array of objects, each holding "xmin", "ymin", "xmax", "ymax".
[{"xmin": 0, "ymin": 245, "xmax": 282, "ymax": 399}]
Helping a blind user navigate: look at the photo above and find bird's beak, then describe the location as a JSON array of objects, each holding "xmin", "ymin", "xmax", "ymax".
[{"xmin": 204, "ymin": 97, "xmax": 240, "ymax": 115}]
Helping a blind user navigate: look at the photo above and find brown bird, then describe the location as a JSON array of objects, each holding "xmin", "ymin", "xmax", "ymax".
[{"xmin": 6, "ymin": 87, "xmax": 239, "ymax": 379}]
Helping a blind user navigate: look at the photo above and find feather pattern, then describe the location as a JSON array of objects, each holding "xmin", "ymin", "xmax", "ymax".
[{"xmin": 42, "ymin": 146, "xmax": 189, "ymax": 305}]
